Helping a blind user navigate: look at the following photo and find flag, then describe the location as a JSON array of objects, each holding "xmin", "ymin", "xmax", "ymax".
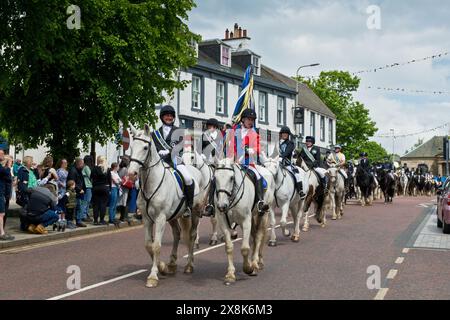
[{"xmin": 231, "ymin": 65, "xmax": 255, "ymax": 125}]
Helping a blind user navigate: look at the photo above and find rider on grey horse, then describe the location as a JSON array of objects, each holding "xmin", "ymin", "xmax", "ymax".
[
  {"xmin": 202, "ymin": 118, "xmax": 223, "ymax": 217},
  {"xmin": 279, "ymin": 126, "xmax": 306, "ymax": 199},
  {"xmin": 326, "ymin": 145, "xmax": 349, "ymax": 179},
  {"xmin": 299, "ymin": 136, "xmax": 329, "ymax": 193},
  {"xmin": 151, "ymin": 105, "xmax": 195, "ymax": 218}
]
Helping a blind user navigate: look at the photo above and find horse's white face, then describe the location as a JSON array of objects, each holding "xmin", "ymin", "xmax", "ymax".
[
  {"xmin": 129, "ymin": 126, "xmax": 153, "ymax": 175},
  {"xmin": 327, "ymin": 167, "xmax": 338, "ymax": 187},
  {"xmin": 263, "ymin": 157, "xmax": 279, "ymax": 177},
  {"xmin": 214, "ymin": 158, "xmax": 235, "ymax": 212}
]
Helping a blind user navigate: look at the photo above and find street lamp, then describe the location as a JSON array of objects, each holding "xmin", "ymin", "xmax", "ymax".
[
  {"xmin": 295, "ymin": 63, "xmax": 320, "ymax": 147},
  {"xmin": 390, "ymin": 129, "xmax": 395, "ymax": 163}
]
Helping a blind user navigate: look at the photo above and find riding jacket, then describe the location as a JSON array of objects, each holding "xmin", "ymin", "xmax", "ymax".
[
  {"xmin": 279, "ymin": 139, "xmax": 295, "ymax": 167},
  {"xmin": 152, "ymin": 125, "xmax": 183, "ymax": 167},
  {"xmin": 299, "ymin": 145, "xmax": 321, "ymax": 169},
  {"xmin": 226, "ymin": 124, "xmax": 260, "ymax": 168}
]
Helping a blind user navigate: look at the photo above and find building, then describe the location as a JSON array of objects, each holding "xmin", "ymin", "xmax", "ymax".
[
  {"xmin": 400, "ymin": 136, "xmax": 447, "ymax": 175},
  {"xmin": 8, "ymin": 23, "xmax": 336, "ymax": 164}
]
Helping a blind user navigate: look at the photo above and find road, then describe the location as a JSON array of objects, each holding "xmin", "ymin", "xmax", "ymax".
[{"xmin": 0, "ymin": 195, "xmax": 448, "ymax": 300}]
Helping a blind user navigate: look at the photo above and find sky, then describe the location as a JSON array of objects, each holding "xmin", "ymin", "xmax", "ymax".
[{"xmin": 187, "ymin": 0, "xmax": 450, "ymax": 156}]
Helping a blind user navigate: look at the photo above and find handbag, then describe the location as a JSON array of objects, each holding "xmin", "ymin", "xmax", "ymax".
[{"xmin": 121, "ymin": 175, "xmax": 133, "ymax": 189}]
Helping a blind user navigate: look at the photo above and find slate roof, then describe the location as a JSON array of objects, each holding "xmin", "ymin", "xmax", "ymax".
[{"xmin": 401, "ymin": 136, "xmax": 445, "ymax": 158}]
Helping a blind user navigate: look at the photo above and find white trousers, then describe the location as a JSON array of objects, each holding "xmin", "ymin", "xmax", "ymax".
[
  {"xmin": 314, "ymin": 167, "xmax": 327, "ymax": 178},
  {"xmin": 247, "ymin": 166, "xmax": 261, "ymax": 180},
  {"xmin": 285, "ymin": 165, "xmax": 302, "ymax": 183},
  {"xmin": 176, "ymin": 164, "xmax": 193, "ymax": 185},
  {"xmin": 339, "ymin": 169, "xmax": 348, "ymax": 179}
]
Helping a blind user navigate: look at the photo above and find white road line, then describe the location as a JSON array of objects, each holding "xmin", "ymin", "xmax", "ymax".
[
  {"xmin": 374, "ymin": 288, "xmax": 389, "ymax": 300},
  {"xmin": 47, "ymin": 269, "xmax": 148, "ymax": 300},
  {"xmin": 402, "ymin": 248, "xmax": 410, "ymax": 254},
  {"xmin": 386, "ymin": 269, "xmax": 398, "ymax": 280},
  {"xmin": 395, "ymin": 257, "xmax": 405, "ymax": 264}
]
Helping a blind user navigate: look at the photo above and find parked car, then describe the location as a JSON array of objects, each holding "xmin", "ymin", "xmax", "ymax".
[{"xmin": 436, "ymin": 177, "xmax": 450, "ymax": 234}]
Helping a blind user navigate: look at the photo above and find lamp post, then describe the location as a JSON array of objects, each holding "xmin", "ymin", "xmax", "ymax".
[
  {"xmin": 390, "ymin": 129, "xmax": 395, "ymax": 163},
  {"xmin": 295, "ymin": 63, "xmax": 320, "ymax": 147}
]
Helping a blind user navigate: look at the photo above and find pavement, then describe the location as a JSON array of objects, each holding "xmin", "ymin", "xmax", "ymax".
[{"xmin": 0, "ymin": 195, "xmax": 448, "ymax": 300}]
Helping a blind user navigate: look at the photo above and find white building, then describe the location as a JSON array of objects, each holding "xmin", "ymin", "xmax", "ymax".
[{"xmin": 9, "ymin": 23, "xmax": 336, "ymax": 164}]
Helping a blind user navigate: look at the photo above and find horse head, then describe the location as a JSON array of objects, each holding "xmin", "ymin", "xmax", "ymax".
[
  {"xmin": 327, "ymin": 167, "xmax": 338, "ymax": 191},
  {"xmin": 128, "ymin": 124, "xmax": 157, "ymax": 176},
  {"xmin": 262, "ymin": 156, "xmax": 280, "ymax": 177},
  {"xmin": 214, "ymin": 158, "xmax": 236, "ymax": 213}
]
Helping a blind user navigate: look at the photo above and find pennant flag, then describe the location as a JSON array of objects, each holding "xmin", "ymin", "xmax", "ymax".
[{"xmin": 231, "ymin": 65, "xmax": 255, "ymax": 125}]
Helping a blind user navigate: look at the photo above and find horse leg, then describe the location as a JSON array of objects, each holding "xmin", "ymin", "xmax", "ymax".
[
  {"xmin": 183, "ymin": 213, "xmax": 199, "ymax": 274},
  {"xmin": 218, "ymin": 214, "xmax": 236, "ymax": 285},
  {"xmin": 166, "ymin": 219, "xmax": 181, "ymax": 275},
  {"xmin": 280, "ymin": 202, "xmax": 291, "ymax": 238},
  {"xmin": 146, "ymin": 216, "xmax": 166, "ymax": 288},
  {"xmin": 302, "ymin": 195, "xmax": 313, "ymax": 232},
  {"xmin": 291, "ymin": 203, "xmax": 302, "ymax": 242},
  {"xmin": 268, "ymin": 206, "xmax": 277, "ymax": 247},
  {"xmin": 241, "ymin": 214, "xmax": 255, "ymax": 276},
  {"xmin": 209, "ymin": 216, "xmax": 219, "ymax": 246},
  {"xmin": 194, "ymin": 219, "xmax": 200, "ymax": 250},
  {"xmin": 251, "ymin": 211, "xmax": 268, "ymax": 273}
]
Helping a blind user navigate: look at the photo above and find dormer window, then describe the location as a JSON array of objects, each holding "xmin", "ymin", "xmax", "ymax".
[
  {"xmin": 221, "ymin": 45, "xmax": 231, "ymax": 67},
  {"xmin": 252, "ymin": 55, "xmax": 260, "ymax": 76}
]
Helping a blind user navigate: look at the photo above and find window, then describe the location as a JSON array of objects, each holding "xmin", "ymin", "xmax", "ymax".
[
  {"xmin": 258, "ymin": 92, "xmax": 267, "ymax": 123},
  {"xmin": 216, "ymin": 81, "xmax": 225, "ymax": 114},
  {"xmin": 277, "ymin": 96, "xmax": 285, "ymax": 126},
  {"xmin": 320, "ymin": 116, "xmax": 325, "ymax": 142},
  {"xmin": 329, "ymin": 119, "xmax": 333, "ymax": 144},
  {"xmin": 253, "ymin": 56, "xmax": 260, "ymax": 75},
  {"xmin": 310, "ymin": 112, "xmax": 316, "ymax": 137},
  {"xmin": 221, "ymin": 46, "xmax": 230, "ymax": 67},
  {"xmin": 192, "ymin": 76, "xmax": 201, "ymax": 110}
]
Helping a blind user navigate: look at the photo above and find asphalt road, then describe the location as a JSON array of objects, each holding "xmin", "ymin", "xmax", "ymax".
[{"xmin": 0, "ymin": 195, "xmax": 448, "ymax": 300}]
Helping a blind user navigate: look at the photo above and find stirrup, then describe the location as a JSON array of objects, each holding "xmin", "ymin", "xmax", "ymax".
[
  {"xmin": 257, "ymin": 201, "xmax": 268, "ymax": 215},
  {"xmin": 203, "ymin": 205, "xmax": 214, "ymax": 217},
  {"xmin": 182, "ymin": 207, "xmax": 192, "ymax": 218},
  {"xmin": 299, "ymin": 191, "xmax": 307, "ymax": 200}
]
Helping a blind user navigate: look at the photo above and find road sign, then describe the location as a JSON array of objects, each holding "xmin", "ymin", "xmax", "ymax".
[{"xmin": 122, "ymin": 129, "xmax": 130, "ymax": 151}]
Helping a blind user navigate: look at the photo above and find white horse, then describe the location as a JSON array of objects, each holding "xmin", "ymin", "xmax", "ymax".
[
  {"xmin": 399, "ymin": 170, "xmax": 409, "ymax": 197},
  {"xmin": 128, "ymin": 125, "xmax": 206, "ymax": 288},
  {"xmin": 214, "ymin": 158, "xmax": 273, "ymax": 285},
  {"xmin": 327, "ymin": 167, "xmax": 346, "ymax": 220},
  {"xmin": 264, "ymin": 158, "xmax": 308, "ymax": 245}
]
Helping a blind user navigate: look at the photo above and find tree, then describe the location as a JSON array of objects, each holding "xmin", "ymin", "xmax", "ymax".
[
  {"xmin": 296, "ymin": 71, "xmax": 378, "ymax": 154},
  {"xmin": 0, "ymin": 0, "xmax": 199, "ymax": 162},
  {"xmin": 351, "ymin": 141, "xmax": 389, "ymax": 164}
]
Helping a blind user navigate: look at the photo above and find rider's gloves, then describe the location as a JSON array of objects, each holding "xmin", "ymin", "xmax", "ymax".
[{"xmin": 158, "ymin": 150, "xmax": 170, "ymax": 157}]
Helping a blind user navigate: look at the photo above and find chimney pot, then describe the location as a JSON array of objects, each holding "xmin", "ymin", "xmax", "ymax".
[
  {"xmin": 225, "ymin": 28, "xmax": 229, "ymax": 39},
  {"xmin": 230, "ymin": 31, "xmax": 234, "ymax": 38},
  {"xmin": 234, "ymin": 23, "xmax": 238, "ymax": 36},
  {"xmin": 243, "ymin": 29, "xmax": 247, "ymax": 37},
  {"xmin": 238, "ymin": 27, "xmax": 242, "ymax": 38}
]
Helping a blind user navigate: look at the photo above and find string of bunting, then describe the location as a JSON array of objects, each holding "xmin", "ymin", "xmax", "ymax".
[
  {"xmin": 365, "ymin": 86, "xmax": 450, "ymax": 95},
  {"xmin": 375, "ymin": 123, "xmax": 450, "ymax": 138},
  {"xmin": 351, "ymin": 51, "xmax": 449, "ymax": 75}
]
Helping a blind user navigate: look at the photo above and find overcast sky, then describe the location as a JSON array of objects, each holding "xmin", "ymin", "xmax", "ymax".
[{"xmin": 187, "ymin": 0, "xmax": 450, "ymax": 155}]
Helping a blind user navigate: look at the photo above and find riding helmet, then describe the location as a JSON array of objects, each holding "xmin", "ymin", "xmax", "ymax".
[
  {"xmin": 360, "ymin": 152, "xmax": 368, "ymax": 157},
  {"xmin": 334, "ymin": 144, "xmax": 342, "ymax": 149},
  {"xmin": 159, "ymin": 105, "xmax": 176, "ymax": 121},
  {"xmin": 279, "ymin": 126, "xmax": 291, "ymax": 135},
  {"xmin": 206, "ymin": 118, "xmax": 219, "ymax": 128},
  {"xmin": 241, "ymin": 108, "xmax": 257, "ymax": 120},
  {"xmin": 305, "ymin": 136, "xmax": 315, "ymax": 144}
]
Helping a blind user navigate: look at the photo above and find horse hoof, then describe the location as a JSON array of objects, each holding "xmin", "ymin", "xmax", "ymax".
[
  {"xmin": 268, "ymin": 240, "xmax": 277, "ymax": 247},
  {"xmin": 291, "ymin": 235, "xmax": 300, "ymax": 243},
  {"xmin": 338, "ymin": 216, "xmax": 342, "ymax": 220},
  {"xmin": 184, "ymin": 265, "xmax": 194, "ymax": 274},
  {"xmin": 166, "ymin": 264, "xmax": 177, "ymax": 275},
  {"xmin": 302, "ymin": 227, "xmax": 309, "ymax": 232},
  {"xmin": 258, "ymin": 262, "xmax": 265, "ymax": 270},
  {"xmin": 224, "ymin": 275, "xmax": 236, "ymax": 285},
  {"xmin": 332, "ymin": 216, "xmax": 337, "ymax": 221},
  {"xmin": 283, "ymin": 230, "xmax": 291, "ymax": 237},
  {"xmin": 209, "ymin": 240, "xmax": 218, "ymax": 246},
  {"xmin": 248, "ymin": 270, "xmax": 258, "ymax": 277},
  {"xmin": 321, "ymin": 224, "xmax": 326, "ymax": 228},
  {"xmin": 243, "ymin": 265, "xmax": 255, "ymax": 275},
  {"xmin": 146, "ymin": 278, "xmax": 159, "ymax": 288},
  {"xmin": 158, "ymin": 262, "xmax": 167, "ymax": 275}
]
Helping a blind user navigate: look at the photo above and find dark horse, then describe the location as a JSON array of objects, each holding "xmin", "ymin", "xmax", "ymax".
[
  {"xmin": 408, "ymin": 174, "xmax": 418, "ymax": 196},
  {"xmin": 356, "ymin": 165, "xmax": 373, "ymax": 206},
  {"xmin": 416, "ymin": 175, "xmax": 426, "ymax": 196},
  {"xmin": 377, "ymin": 169, "xmax": 396, "ymax": 203}
]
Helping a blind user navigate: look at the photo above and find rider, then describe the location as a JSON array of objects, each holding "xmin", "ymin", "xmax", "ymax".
[
  {"xmin": 299, "ymin": 136, "xmax": 328, "ymax": 193},
  {"xmin": 227, "ymin": 108, "xmax": 269, "ymax": 215},
  {"xmin": 151, "ymin": 105, "xmax": 195, "ymax": 218},
  {"xmin": 279, "ymin": 126, "xmax": 306, "ymax": 199},
  {"xmin": 326, "ymin": 145, "xmax": 348, "ymax": 179},
  {"xmin": 202, "ymin": 118, "xmax": 223, "ymax": 217},
  {"xmin": 402, "ymin": 163, "xmax": 410, "ymax": 174}
]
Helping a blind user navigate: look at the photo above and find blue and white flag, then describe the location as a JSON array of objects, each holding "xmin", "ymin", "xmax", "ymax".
[{"xmin": 232, "ymin": 65, "xmax": 255, "ymax": 125}]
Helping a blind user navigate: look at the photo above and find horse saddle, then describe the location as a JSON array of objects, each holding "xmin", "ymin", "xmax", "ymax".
[
  {"xmin": 169, "ymin": 167, "xmax": 185, "ymax": 193},
  {"xmin": 242, "ymin": 167, "xmax": 267, "ymax": 190},
  {"xmin": 281, "ymin": 165, "xmax": 297, "ymax": 184}
]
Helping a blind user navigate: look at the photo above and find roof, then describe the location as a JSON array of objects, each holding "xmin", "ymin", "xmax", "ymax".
[
  {"xmin": 401, "ymin": 136, "xmax": 445, "ymax": 159},
  {"xmin": 261, "ymin": 65, "xmax": 336, "ymax": 118},
  {"xmin": 199, "ymin": 39, "xmax": 232, "ymax": 48}
]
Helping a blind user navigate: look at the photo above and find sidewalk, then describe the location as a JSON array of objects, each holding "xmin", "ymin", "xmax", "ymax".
[{"xmin": 1, "ymin": 204, "xmax": 143, "ymax": 250}]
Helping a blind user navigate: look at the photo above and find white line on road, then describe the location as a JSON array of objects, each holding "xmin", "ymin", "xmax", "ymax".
[
  {"xmin": 395, "ymin": 257, "xmax": 405, "ymax": 264},
  {"xmin": 386, "ymin": 269, "xmax": 398, "ymax": 280},
  {"xmin": 374, "ymin": 288, "xmax": 389, "ymax": 300},
  {"xmin": 47, "ymin": 269, "xmax": 148, "ymax": 300}
]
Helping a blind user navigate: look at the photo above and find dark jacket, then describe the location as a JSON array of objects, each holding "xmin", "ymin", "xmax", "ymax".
[
  {"xmin": 91, "ymin": 166, "xmax": 110, "ymax": 189},
  {"xmin": 202, "ymin": 130, "xmax": 222, "ymax": 158},
  {"xmin": 152, "ymin": 125, "xmax": 183, "ymax": 166},
  {"xmin": 279, "ymin": 139, "xmax": 295, "ymax": 166},
  {"xmin": 359, "ymin": 158, "xmax": 371, "ymax": 172},
  {"xmin": 67, "ymin": 166, "xmax": 85, "ymax": 199},
  {"xmin": 0, "ymin": 165, "xmax": 12, "ymax": 197},
  {"xmin": 299, "ymin": 145, "xmax": 321, "ymax": 169},
  {"xmin": 26, "ymin": 187, "xmax": 58, "ymax": 222}
]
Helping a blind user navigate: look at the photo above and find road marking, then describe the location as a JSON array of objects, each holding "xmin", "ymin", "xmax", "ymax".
[
  {"xmin": 0, "ymin": 225, "xmax": 143, "ymax": 254},
  {"xmin": 402, "ymin": 248, "xmax": 409, "ymax": 254},
  {"xmin": 47, "ymin": 269, "xmax": 148, "ymax": 300},
  {"xmin": 374, "ymin": 288, "xmax": 389, "ymax": 300},
  {"xmin": 386, "ymin": 269, "xmax": 398, "ymax": 280},
  {"xmin": 417, "ymin": 204, "xmax": 429, "ymax": 208},
  {"xmin": 395, "ymin": 257, "xmax": 404, "ymax": 264}
]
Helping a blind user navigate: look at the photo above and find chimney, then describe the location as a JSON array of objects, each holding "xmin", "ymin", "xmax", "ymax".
[
  {"xmin": 234, "ymin": 23, "xmax": 239, "ymax": 38},
  {"xmin": 230, "ymin": 31, "xmax": 234, "ymax": 38},
  {"xmin": 243, "ymin": 29, "xmax": 247, "ymax": 38},
  {"xmin": 225, "ymin": 28, "xmax": 229, "ymax": 39},
  {"xmin": 238, "ymin": 27, "xmax": 242, "ymax": 38}
]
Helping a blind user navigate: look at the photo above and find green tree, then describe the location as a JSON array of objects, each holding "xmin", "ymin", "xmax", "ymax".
[
  {"xmin": 296, "ymin": 71, "xmax": 378, "ymax": 153},
  {"xmin": 355, "ymin": 141, "xmax": 390, "ymax": 164},
  {"xmin": 0, "ymin": 0, "xmax": 199, "ymax": 162}
]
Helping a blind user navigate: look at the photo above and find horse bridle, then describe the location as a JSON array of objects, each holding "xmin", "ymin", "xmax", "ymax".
[
  {"xmin": 215, "ymin": 165, "xmax": 246, "ymax": 211},
  {"xmin": 130, "ymin": 136, "xmax": 162, "ymax": 170}
]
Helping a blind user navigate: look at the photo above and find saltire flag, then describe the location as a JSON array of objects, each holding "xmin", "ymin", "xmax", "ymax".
[{"xmin": 231, "ymin": 65, "xmax": 255, "ymax": 125}]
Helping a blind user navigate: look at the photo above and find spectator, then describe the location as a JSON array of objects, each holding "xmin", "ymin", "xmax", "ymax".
[
  {"xmin": 108, "ymin": 162, "xmax": 121, "ymax": 225},
  {"xmin": 13, "ymin": 159, "xmax": 22, "ymax": 177},
  {"xmin": 24, "ymin": 183, "xmax": 60, "ymax": 234},
  {"xmin": 17, "ymin": 156, "xmax": 38, "ymax": 209},
  {"xmin": 67, "ymin": 158, "xmax": 86, "ymax": 228},
  {"xmin": 91, "ymin": 156, "xmax": 110, "ymax": 225},
  {"xmin": 2, "ymin": 155, "xmax": 13, "ymax": 228},
  {"xmin": 81, "ymin": 155, "xmax": 94, "ymax": 222},
  {"xmin": 41, "ymin": 155, "xmax": 59, "ymax": 184},
  {"xmin": 64, "ymin": 180, "xmax": 77, "ymax": 229},
  {"xmin": 127, "ymin": 175, "xmax": 139, "ymax": 220},
  {"xmin": 56, "ymin": 158, "xmax": 68, "ymax": 197},
  {"xmin": 0, "ymin": 150, "xmax": 14, "ymax": 241},
  {"xmin": 117, "ymin": 156, "xmax": 130, "ymax": 222}
]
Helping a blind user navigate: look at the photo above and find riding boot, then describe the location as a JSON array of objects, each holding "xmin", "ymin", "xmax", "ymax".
[
  {"xmin": 296, "ymin": 181, "xmax": 306, "ymax": 200},
  {"xmin": 322, "ymin": 176, "xmax": 329, "ymax": 195},
  {"xmin": 256, "ymin": 178, "xmax": 269, "ymax": 216},
  {"xmin": 203, "ymin": 179, "xmax": 216, "ymax": 217},
  {"xmin": 183, "ymin": 182, "xmax": 195, "ymax": 218}
]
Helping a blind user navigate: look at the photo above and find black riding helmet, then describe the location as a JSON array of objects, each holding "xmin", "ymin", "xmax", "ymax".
[
  {"xmin": 206, "ymin": 118, "xmax": 219, "ymax": 128},
  {"xmin": 360, "ymin": 152, "xmax": 368, "ymax": 157},
  {"xmin": 241, "ymin": 108, "xmax": 257, "ymax": 120},
  {"xmin": 305, "ymin": 136, "xmax": 315, "ymax": 144},
  {"xmin": 160, "ymin": 105, "xmax": 176, "ymax": 123},
  {"xmin": 279, "ymin": 126, "xmax": 292, "ymax": 135}
]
